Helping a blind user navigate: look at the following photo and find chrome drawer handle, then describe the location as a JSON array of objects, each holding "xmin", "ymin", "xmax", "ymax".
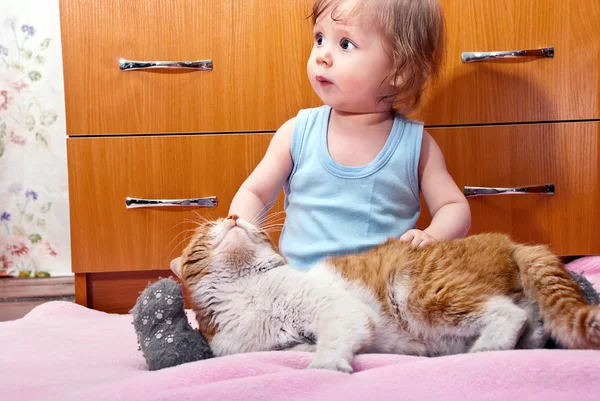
[
  {"xmin": 462, "ymin": 47, "xmax": 554, "ymax": 63},
  {"xmin": 125, "ymin": 197, "xmax": 218, "ymax": 209},
  {"xmin": 119, "ymin": 59, "xmax": 213, "ymax": 71},
  {"xmin": 464, "ymin": 184, "xmax": 555, "ymax": 197}
]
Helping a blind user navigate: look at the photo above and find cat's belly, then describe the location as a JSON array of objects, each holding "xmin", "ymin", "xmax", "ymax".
[
  {"xmin": 325, "ymin": 267, "xmax": 473, "ymax": 357},
  {"xmin": 389, "ymin": 276, "xmax": 475, "ymax": 356},
  {"xmin": 365, "ymin": 315, "xmax": 429, "ymax": 355},
  {"xmin": 312, "ymin": 263, "xmax": 430, "ymax": 356}
]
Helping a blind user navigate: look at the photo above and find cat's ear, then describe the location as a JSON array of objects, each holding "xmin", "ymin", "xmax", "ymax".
[{"xmin": 170, "ymin": 257, "xmax": 182, "ymax": 278}]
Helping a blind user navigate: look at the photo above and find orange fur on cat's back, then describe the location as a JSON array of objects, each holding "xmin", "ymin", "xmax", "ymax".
[{"xmin": 329, "ymin": 233, "xmax": 599, "ymax": 348}]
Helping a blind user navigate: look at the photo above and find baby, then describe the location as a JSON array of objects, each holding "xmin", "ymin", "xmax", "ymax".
[{"xmin": 229, "ymin": 0, "xmax": 471, "ymax": 269}]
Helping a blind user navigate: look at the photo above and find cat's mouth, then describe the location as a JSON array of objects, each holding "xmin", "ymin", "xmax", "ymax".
[{"xmin": 212, "ymin": 214, "xmax": 256, "ymax": 247}]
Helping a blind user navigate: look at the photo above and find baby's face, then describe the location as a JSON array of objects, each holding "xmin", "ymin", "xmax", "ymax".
[{"xmin": 307, "ymin": 0, "xmax": 396, "ymax": 113}]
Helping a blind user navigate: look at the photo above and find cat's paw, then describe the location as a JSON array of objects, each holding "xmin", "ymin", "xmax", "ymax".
[{"xmin": 308, "ymin": 356, "xmax": 353, "ymax": 373}]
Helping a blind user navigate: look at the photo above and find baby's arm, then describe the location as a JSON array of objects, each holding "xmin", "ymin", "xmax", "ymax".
[
  {"xmin": 409, "ymin": 131, "xmax": 471, "ymax": 244},
  {"xmin": 228, "ymin": 118, "xmax": 295, "ymax": 225}
]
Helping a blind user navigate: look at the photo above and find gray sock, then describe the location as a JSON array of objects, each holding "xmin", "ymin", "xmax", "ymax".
[{"xmin": 130, "ymin": 277, "xmax": 213, "ymax": 370}]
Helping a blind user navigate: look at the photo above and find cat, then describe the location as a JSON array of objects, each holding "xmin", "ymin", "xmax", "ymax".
[{"xmin": 170, "ymin": 214, "xmax": 600, "ymax": 373}]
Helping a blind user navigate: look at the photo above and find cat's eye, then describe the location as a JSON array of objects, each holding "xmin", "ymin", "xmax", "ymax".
[{"xmin": 340, "ymin": 39, "xmax": 356, "ymax": 50}]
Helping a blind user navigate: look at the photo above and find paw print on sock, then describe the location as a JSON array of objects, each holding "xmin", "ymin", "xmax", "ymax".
[
  {"xmin": 155, "ymin": 309, "xmax": 164, "ymax": 320},
  {"xmin": 155, "ymin": 330, "xmax": 164, "ymax": 339},
  {"xmin": 166, "ymin": 334, "xmax": 174, "ymax": 344},
  {"xmin": 166, "ymin": 319, "xmax": 172, "ymax": 325},
  {"xmin": 142, "ymin": 297, "xmax": 150, "ymax": 306},
  {"xmin": 142, "ymin": 316, "xmax": 149, "ymax": 325},
  {"xmin": 144, "ymin": 337, "xmax": 151, "ymax": 347},
  {"xmin": 165, "ymin": 294, "xmax": 174, "ymax": 305},
  {"xmin": 154, "ymin": 289, "xmax": 163, "ymax": 299}
]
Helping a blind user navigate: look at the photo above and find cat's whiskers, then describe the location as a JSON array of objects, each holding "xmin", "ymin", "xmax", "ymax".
[
  {"xmin": 264, "ymin": 228, "xmax": 284, "ymax": 234},
  {"xmin": 167, "ymin": 227, "xmax": 197, "ymax": 249},
  {"xmin": 168, "ymin": 219, "xmax": 197, "ymax": 232},
  {"xmin": 262, "ymin": 223, "xmax": 285, "ymax": 230},
  {"xmin": 259, "ymin": 210, "xmax": 286, "ymax": 229},
  {"xmin": 181, "ymin": 218, "xmax": 203, "ymax": 227},
  {"xmin": 262, "ymin": 210, "xmax": 286, "ymax": 222},
  {"xmin": 248, "ymin": 199, "xmax": 280, "ymax": 226},
  {"xmin": 168, "ymin": 229, "xmax": 199, "ymax": 257},
  {"xmin": 262, "ymin": 223, "xmax": 285, "ymax": 234},
  {"xmin": 191, "ymin": 211, "xmax": 212, "ymax": 225}
]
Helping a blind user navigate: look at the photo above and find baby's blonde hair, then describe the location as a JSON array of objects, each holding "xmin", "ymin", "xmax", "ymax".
[{"xmin": 311, "ymin": 0, "xmax": 445, "ymax": 114}]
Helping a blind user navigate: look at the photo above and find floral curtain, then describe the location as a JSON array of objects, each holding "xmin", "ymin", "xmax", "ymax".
[{"xmin": 0, "ymin": 0, "xmax": 71, "ymax": 277}]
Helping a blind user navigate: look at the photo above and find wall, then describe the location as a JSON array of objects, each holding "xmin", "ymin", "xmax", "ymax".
[{"xmin": 0, "ymin": 0, "xmax": 71, "ymax": 277}]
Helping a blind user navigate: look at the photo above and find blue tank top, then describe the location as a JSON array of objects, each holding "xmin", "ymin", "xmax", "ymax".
[{"xmin": 279, "ymin": 105, "xmax": 424, "ymax": 270}]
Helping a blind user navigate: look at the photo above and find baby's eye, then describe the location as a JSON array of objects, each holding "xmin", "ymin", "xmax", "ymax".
[
  {"xmin": 315, "ymin": 33, "xmax": 324, "ymax": 46},
  {"xmin": 340, "ymin": 39, "xmax": 356, "ymax": 50}
]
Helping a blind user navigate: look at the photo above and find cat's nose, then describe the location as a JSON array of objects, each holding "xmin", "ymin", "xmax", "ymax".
[{"xmin": 227, "ymin": 214, "xmax": 239, "ymax": 221}]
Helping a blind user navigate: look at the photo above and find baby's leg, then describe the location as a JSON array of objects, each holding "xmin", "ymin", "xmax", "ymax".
[{"xmin": 470, "ymin": 296, "xmax": 528, "ymax": 352}]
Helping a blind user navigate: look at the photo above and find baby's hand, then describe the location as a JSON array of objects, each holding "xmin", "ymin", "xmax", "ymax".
[{"xmin": 400, "ymin": 229, "xmax": 438, "ymax": 248}]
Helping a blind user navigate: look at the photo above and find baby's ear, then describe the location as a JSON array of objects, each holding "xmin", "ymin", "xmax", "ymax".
[{"xmin": 170, "ymin": 257, "xmax": 182, "ymax": 278}]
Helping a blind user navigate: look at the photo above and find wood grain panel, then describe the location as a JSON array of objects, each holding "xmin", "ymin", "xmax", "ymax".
[
  {"xmin": 0, "ymin": 301, "xmax": 74, "ymax": 322},
  {"xmin": 417, "ymin": 122, "xmax": 600, "ymax": 256},
  {"xmin": 85, "ymin": 270, "xmax": 187, "ymax": 314},
  {"xmin": 0, "ymin": 277, "xmax": 75, "ymax": 321},
  {"xmin": 74, "ymin": 273, "xmax": 88, "ymax": 307},
  {"xmin": 413, "ymin": 0, "xmax": 600, "ymax": 125},
  {"xmin": 0, "ymin": 277, "xmax": 74, "ymax": 299},
  {"xmin": 67, "ymin": 133, "xmax": 284, "ymax": 273},
  {"xmin": 59, "ymin": 0, "xmax": 321, "ymax": 135}
]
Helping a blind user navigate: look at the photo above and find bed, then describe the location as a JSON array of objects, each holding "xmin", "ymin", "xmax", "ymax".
[{"xmin": 1, "ymin": 257, "xmax": 599, "ymax": 401}]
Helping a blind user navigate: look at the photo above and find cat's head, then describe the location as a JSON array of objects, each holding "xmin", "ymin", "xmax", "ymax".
[{"xmin": 170, "ymin": 214, "xmax": 285, "ymax": 290}]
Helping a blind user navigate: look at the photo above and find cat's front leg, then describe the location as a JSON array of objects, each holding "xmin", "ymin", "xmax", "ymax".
[{"xmin": 307, "ymin": 307, "xmax": 375, "ymax": 373}]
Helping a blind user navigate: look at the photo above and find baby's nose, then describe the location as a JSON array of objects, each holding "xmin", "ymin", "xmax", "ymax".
[{"xmin": 227, "ymin": 214, "xmax": 239, "ymax": 221}]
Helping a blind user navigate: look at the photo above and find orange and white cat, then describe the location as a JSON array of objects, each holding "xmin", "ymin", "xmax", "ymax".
[{"xmin": 170, "ymin": 215, "xmax": 600, "ymax": 373}]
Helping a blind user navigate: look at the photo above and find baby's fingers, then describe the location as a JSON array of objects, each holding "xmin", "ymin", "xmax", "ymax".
[
  {"xmin": 400, "ymin": 230, "xmax": 416, "ymax": 243},
  {"xmin": 418, "ymin": 238, "xmax": 435, "ymax": 247}
]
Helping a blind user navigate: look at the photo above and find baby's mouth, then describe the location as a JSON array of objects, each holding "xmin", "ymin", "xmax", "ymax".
[{"xmin": 316, "ymin": 75, "xmax": 332, "ymax": 85}]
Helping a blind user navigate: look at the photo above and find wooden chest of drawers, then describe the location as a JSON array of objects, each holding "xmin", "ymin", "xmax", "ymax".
[
  {"xmin": 413, "ymin": 0, "xmax": 599, "ymax": 125},
  {"xmin": 60, "ymin": 0, "xmax": 600, "ymax": 313},
  {"xmin": 417, "ymin": 122, "xmax": 600, "ymax": 256},
  {"xmin": 67, "ymin": 133, "xmax": 279, "ymax": 273},
  {"xmin": 60, "ymin": 0, "xmax": 319, "ymax": 135}
]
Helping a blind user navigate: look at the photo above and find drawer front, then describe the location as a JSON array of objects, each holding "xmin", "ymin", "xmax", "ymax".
[
  {"xmin": 412, "ymin": 0, "xmax": 600, "ymax": 125},
  {"xmin": 417, "ymin": 122, "xmax": 600, "ymax": 256},
  {"xmin": 60, "ymin": 0, "xmax": 320, "ymax": 135},
  {"xmin": 67, "ymin": 134, "xmax": 284, "ymax": 273},
  {"xmin": 76, "ymin": 271, "xmax": 190, "ymax": 314}
]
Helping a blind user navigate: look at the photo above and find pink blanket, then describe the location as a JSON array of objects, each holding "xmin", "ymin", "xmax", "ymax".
[{"xmin": 1, "ymin": 257, "xmax": 600, "ymax": 401}]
